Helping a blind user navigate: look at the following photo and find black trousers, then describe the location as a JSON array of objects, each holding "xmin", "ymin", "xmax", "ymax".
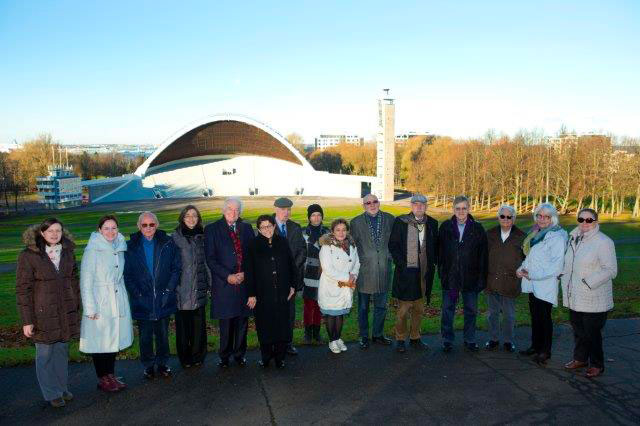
[
  {"xmin": 138, "ymin": 317, "xmax": 170, "ymax": 368},
  {"xmin": 570, "ymin": 310, "xmax": 608, "ymax": 369},
  {"xmin": 91, "ymin": 352, "xmax": 116, "ymax": 378},
  {"xmin": 218, "ymin": 316, "xmax": 248, "ymax": 361},
  {"xmin": 260, "ymin": 341, "xmax": 287, "ymax": 364},
  {"xmin": 288, "ymin": 292, "xmax": 296, "ymax": 345},
  {"xmin": 529, "ymin": 293, "xmax": 553, "ymax": 355},
  {"xmin": 175, "ymin": 306, "xmax": 207, "ymax": 366}
]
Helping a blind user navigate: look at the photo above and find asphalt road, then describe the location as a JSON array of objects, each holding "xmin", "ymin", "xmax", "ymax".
[{"xmin": 1, "ymin": 318, "xmax": 638, "ymax": 425}]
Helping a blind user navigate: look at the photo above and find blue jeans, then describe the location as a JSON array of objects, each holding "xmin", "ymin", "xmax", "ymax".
[
  {"xmin": 358, "ymin": 292, "xmax": 388, "ymax": 338},
  {"xmin": 441, "ymin": 290, "xmax": 478, "ymax": 344},
  {"xmin": 138, "ymin": 317, "xmax": 170, "ymax": 368}
]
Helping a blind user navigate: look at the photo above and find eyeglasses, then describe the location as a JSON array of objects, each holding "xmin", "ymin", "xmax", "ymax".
[
  {"xmin": 141, "ymin": 223, "xmax": 157, "ymax": 228},
  {"xmin": 499, "ymin": 215, "xmax": 513, "ymax": 220},
  {"xmin": 535, "ymin": 214, "xmax": 551, "ymax": 220},
  {"xmin": 364, "ymin": 200, "xmax": 379, "ymax": 205},
  {"xmin": 577, "ymin": 217, "xmax": 596, "ymax": 223}
]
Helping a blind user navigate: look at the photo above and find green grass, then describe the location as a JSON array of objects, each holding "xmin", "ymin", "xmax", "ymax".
[{"xmin": 0, "ymin": 206, "xmax": 638, "ymax": 366}]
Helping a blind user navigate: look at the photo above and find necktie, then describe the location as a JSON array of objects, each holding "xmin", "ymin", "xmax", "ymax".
[{"xmin": 281, "ymin": 223, "xmax": 287, "ymax": 237}]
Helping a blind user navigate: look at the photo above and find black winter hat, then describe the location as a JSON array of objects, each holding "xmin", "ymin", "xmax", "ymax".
[{"xmin": 307, "ymin": 204, "xmax": 324, "ymax": 219}]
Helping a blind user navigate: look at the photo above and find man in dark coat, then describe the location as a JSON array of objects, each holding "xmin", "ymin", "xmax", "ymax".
[
  {"xmin": 438, "ymin": 196, "xmax": 488, "ymax": 352},
  {"xmin": 273, "ymin": 197, "xmax": 307, "ymax": 356},
  {"xmin": 485, "ymin": 205, "xmax": 526, "ymax": 352},
  {"xmin": 245, "ymin": 215, "xmax": 297, "ymax": 368},
  {"xmin": 388, "ymin": 194, "xmax": 438, "ymax": 353},
  {"xmin": 204, "ymin": 197, "xmax": 254, "ymax": 368},
  {"xmin": 124, "ymin": 211, "xmax": 182, "ymax": 379},
  {"xmin": 350, "ymin": 194, "xmax": 395, "ymax": 349}
]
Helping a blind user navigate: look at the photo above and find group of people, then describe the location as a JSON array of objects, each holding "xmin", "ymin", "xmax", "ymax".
[{"xmin": 15, "ymin": 194, "xmax": 617, "ymax": 408}]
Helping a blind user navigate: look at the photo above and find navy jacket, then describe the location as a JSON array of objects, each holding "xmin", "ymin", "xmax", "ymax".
[
  {"xmin": 124, "ymin": 230, "xmax": 182, "ymax": 320},
  {"xmin": 204, "ymin": 218, "xmax": 254, "ymax": 319}
]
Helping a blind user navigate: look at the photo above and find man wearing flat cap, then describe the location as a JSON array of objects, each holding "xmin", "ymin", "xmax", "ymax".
[
  {"xmin": 388, "ymin": 194, "xmax": 438, "ymax": 353},
  {"xmin": 273, "ymin": 197, "xmax": 307, "ymax": 356},
  {"xmin": 350, "ymin": 194, "xmax": 395, "ymax": 349}
]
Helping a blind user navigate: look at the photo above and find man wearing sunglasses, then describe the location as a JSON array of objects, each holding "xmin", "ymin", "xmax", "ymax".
[
  {"xmin": 124, "ymin": 211, "xmax": 182, "ymax": 380},
  {"xmin": 484, "ymin": 205, "xmax": 526, "ymax": 352}
]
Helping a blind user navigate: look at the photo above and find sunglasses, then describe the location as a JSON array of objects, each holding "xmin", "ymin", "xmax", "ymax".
[
  {"xmin": 364, "ymin": 200, "xmax": 379, "ymax": 205},
  {"xmin": 141, "ymin": 223, "xmax": 157, "ymax": 228},
  {"xmin": 577, "ymin": 217, "xmax": 596, "ymax": 224},
  {"xmin": 499, "ymin": 215, "xmax": 513, "ymax": 220}
]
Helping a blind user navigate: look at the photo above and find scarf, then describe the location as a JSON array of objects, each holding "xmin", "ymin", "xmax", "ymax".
[
  {"xmin": 365, "ymin": 212, "xmax": 383, "ymax": 248},
  {"xmin": 228, "ymin": 224, "xmax": 243, "ymax": 273},
  {"xmin": 402, "ymin": 215, "xmax": 427, "ymax": 269},
  {"xmin": 307, "ymin": 224, "xmax": 324, "ymax": 244},
  {"xmin": 523, "ymin": 224, "xmax": 562, "ymax": 256},
  {"xmin": 180, "ymin": 223, "xmax": 203, "ymax": 239},
  {"xmin": 45, "ymin": 244, "xmax": 62, "ymax": 271}
]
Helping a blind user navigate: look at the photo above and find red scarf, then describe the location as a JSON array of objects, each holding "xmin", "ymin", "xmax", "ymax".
[{"xmin": 228, "ymin": 226, "xmax": 243, "ymax": 273}]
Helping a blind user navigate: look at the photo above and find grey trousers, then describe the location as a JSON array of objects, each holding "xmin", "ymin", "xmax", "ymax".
[
  {"xmin": 35, "ymin": 342, "xmax": 69, "ymax": 401},
  {"xmin": 487, "ymin": 292, "xmax": 516, "ymax": 343}
]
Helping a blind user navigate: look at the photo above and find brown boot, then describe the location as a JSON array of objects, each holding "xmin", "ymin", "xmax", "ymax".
[
  {"xmin": 108, "ymin": 374, "xmax": 127, "ymax": 390},
  {"xmin": 97, "ymin": 375, "xmax": 120, "ymax": 392}
]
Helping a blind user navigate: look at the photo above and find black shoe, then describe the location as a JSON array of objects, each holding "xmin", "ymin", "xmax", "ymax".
[
  {"xmin": 258, "ymin": 360, "xmax": 269, "ymax": 368},
  {"xmin": 235, "ymin": 357, "xmax": 247, "ymax": 367},
  {"xmin": 534, "ymin": 353, "xmax": 551, "ymax": 365},
  {"xmin": 442, "ymin": 342, "xmax": 453, "ymax": 353},
  {"xmin": 359, "ymin": 337, "xmax": 370, "ymax": 350},
  {"xmin": 503, "ymin": 342, "xmax": 516, "ymax": 353},
  {"xmin": 157, "ymin": 365, "xmax": 172, "ymax": 377},
  {"xmin": 275, "ymin": 360, "xmax": 286, "ymax": 369},
  {"xmin": 286, "ymin": 345, "xmax": 298, "ymax": 356},
  {"xmin": 193, "ymin": 361, "xmax": 203, "ymax": 367},
  {"xmin": 519, "ymin": 347, "xmax": 536, "ymax": 356},
  {"xmin": 372, "ymin": 335, "xmax": 393, "ymax": 345},
  {"xmin": 464, "ymin": 342, "xmax": 480, "ymax": 352},
  {"xmin": 182, "ymin": 363, "xmax": 192, "ymax": 369},
  {"xmin": 410, "ymin": 338, "xmax": 429, "ymax": 350},
  {"xmin": 396, "ymin": 340, "xmax": 406, "ymax": 353},
  {"xmin": 143, "ymin": 366, "xmax": 155, "ymax": 380},
  {"xmin": 218, "ymin": 359, "xmax": 229, "ymax": 368},
  {"xmin": 485, "ymin": 340, "xmax": 500, "ymax": 351}
]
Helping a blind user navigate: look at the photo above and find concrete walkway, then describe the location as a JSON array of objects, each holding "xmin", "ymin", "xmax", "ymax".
[{"xmin": 1, "ymin": 319, "xmax": 638, "ymax": 425}]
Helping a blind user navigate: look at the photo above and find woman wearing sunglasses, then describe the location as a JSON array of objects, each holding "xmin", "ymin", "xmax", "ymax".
[
  {"xmin": 561, "ymin": 208, "xmax": 617, "ymax": 378},
  {"xmin": 516, "ymin": 203, "xmax": 568, "ymax": 365}
]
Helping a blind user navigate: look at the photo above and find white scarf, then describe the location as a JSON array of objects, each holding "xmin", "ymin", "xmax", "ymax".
[{"xmin": 46, "ymin": 244, "xmax": 62, "ymax": 270}]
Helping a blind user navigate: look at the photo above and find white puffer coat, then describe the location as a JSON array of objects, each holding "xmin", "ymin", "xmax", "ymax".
[
  {"xmin": 318, "ymin": 234, "xmax": 360, "ymax": 313},
  {"xmin": 518, "ymin": 227, "xmax": 568, "ymax": 306},
  {"xmin": 79, "ymin": 232, "xmax": 133, "ymax": 353},
  {"xmin": 561, "ymin": 225, "xmax": 617, "ymax": 313}
]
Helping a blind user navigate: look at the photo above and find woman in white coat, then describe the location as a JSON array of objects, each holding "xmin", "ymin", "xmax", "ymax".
[
  {"xmin": 517, "ymin": 203, "xmax": 567, "ymax": 365},
  {"xmin": 561, "ymin": 208, "xmax": 617, "ymax": 378},
  {"xmin": 80, "ymin": 215, "xmax": 133, "ymax": 392},
  {"xmin": 318, "ymin": 219, "xmax": 360, "ymax": 354}
]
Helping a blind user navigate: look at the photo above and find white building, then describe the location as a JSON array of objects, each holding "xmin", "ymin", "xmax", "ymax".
[{"xmin": 314, "ymin": 134, "xmax": 363, "ymax": 150}]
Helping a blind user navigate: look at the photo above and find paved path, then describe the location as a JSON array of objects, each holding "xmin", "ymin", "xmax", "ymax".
[{"xmin": 1, "ymin": 319, "xmax": 638, "ymax": 425}]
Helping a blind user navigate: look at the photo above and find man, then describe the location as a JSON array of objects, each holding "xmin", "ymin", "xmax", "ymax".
[
  {"xmin": 388, "ymin": 194, "xmax": 438, "ymax": 353},
  {"xmin": 485, "ymin": 205, "xmax": 526, "ymax": 352},
  {"xmin": 124, "ymin": 211, "xmax": 181, "ymax": 379},
  {"xmin": 438, "ymin": 195, "xmax": 488, "ymax": 352},
  {"xmin": 204, "ymin": 197, "xmax": 254, "ymax": 368},
  {"xmin": 350, "ymin": 194, "xmax": 395, "ymax": 349},
  {"xmin": 273, "ymin": 197, "xmax": 307, "ymax": 356}
]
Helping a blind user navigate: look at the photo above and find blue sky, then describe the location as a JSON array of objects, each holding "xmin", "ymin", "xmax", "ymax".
[{"xmin": 1, "ymin": 0, "xmax": 638, "ymax": 146}]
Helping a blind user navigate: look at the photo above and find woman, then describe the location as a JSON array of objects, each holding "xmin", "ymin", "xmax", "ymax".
[
  {"xmin": 16, "ymin": 218, "xmax": 80, "ymax": 408},
  {"xmin": 517, "ymin": 203, "xmax": 568, "ymax": 365},
  {"xmin": 172, "ymin": 205, "xmax": 210, "ymax": 368},
  {"xmin": 318, "ymin": 219, "xmax": 360, "ymax": 354},
  {"xmin": 245, "ymin": 215, "xmax": 296, "ymax": 368},
  {"xmin": 79, "ymin": 215, "xmax": 133, "ymax": 392},
  {"xmin": 561, "ymin": 208, "xmax": 617, "ymax": 378}
]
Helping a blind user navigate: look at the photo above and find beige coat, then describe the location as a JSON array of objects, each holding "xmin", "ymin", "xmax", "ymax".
[{"xmin": 561, "ymin": 225, "xmax": 617, "ymax": 313}]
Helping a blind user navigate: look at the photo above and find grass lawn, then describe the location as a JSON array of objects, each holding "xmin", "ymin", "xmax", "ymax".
[{"xmin": 0, "ymin": 205, "xmax": 638, "ymax": 366}]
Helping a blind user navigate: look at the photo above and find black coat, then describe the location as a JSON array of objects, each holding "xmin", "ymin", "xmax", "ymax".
[
  {"xmin": 389, "ymin": 215, "xmax": 439, "ymax": 303},
  {"xmin": 437, "ymin": 215, "xmax": 488, "ymax": 292},
  {"xmin": 273, "ymin": 217, "xmax": 307, "ymax": 291},
  {"xmin": 245, "ymin": 234, "xmax": 296, "ymax": 344}
]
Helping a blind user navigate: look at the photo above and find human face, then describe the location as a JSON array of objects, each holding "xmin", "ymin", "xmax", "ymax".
[
  {"xmin": 309, "ymin": 212, "xmax": 323, "ymax": 226},
  {"xmin": 454, "ymin": 202, "xmax": 469, "ymax": 224},
  {"xmin": 274, "ymin": 206, "xmax": 291, "ymax": 223},
  {"xmin": 183, "ymin": 209, "xmax": 199, "ymax": 230},
  {"xmin": 258, "ymin": 220, "xmax": 275, "ymax": 239},
  {"xmin": 577, "ymin": 212, "xmax": 597, "ymax": 234},
  {"xmin": 41, "ymin": 223, "xmax": 62, "ymax": 246},
  {"xmin": 333, "ymin": 223, "xmax": 348, "ymax": 242},
  {"xmin": 99, "ymin": 219, "xmax": 118, "ymax": 242},
  {"xmin": 139, "ymin": 214, "xmax": 158, "ymax": 240},
  {"xmin": 535, "ymin": 209, "xmax": 553, "ymax": 230},
  {"xmin": 498, "ymin": 208, "xmax": 514, "ymax": 231},
  {"xmin": 363, "ymin": 195, "xmax": 380, "ymax": 216},
  {"xmin": 223, "ymin": 202, "xmax": 240, "ymax": 225},
  {"xmin": 411, "ymin": 202, "xmax": 426, "ymax": 219}
]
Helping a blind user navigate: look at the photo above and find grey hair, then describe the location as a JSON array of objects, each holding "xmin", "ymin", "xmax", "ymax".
[
  {"xmin": 362, "ymin": 193, "xmax": 379, "ymax": 204},
  {"xmin": 453, "ymin": 195, "xmax": 469, "ymax": 207},
  {"xmin": 223, "ymin": 197, "xmax": 243, "ymax": 215},
  {"xmin": 497, "ymin": 204, "xmax": 516, "ymax": 220},
  {"xmin": 137, "ymin": 211, "xmax": 159, "ymax": 227},
  {"xmin": 533, "ymin": 203, "xmax": 559, "ymax": 226}
]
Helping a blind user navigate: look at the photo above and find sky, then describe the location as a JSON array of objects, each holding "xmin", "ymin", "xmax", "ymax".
[{"xmin": 1, "ymin": 0, "xmax": 639, "ymax": 146}]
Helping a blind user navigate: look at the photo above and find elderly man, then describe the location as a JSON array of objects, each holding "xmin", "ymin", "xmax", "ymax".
[
  {"xmin": 273, "ymin": 197, "xmax": 307, "ymax": 356},
  {"xmin": 438, "ymin": 195, "xmax": 488, "ymax": 352},
  {"xmin": 485, "ymin": 205, "xmax": 526, "ymax": 352},
  {"xmin": 350, "ymin": 194, "xmax": 395, "ymax": 349},
  {"xmin": 204, "ymin": 198, "xmax": 254, "ymax": 368},
  {"xmin": 388, "ymin": 194, "xmax": 438, "ymax": 353},
  {"xmin": 124, "ymin": 211, "xmax": 181, "ymax": 379}
]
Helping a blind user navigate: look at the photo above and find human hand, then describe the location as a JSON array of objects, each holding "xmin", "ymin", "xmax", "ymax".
[
  {"xmin": 227, "ymin": 274, "xmax": 238, "ymax": 285},
  {"xmin": 287, "ymin": 287, "xmax": 295, "ymax": 301},
  {"xmin": 23, "ymin": 324, "xmax": 34, "ymax": 338},
  {"xmin": 247, "ymin": 297, "xmax": 257, "ymax": 309}
]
